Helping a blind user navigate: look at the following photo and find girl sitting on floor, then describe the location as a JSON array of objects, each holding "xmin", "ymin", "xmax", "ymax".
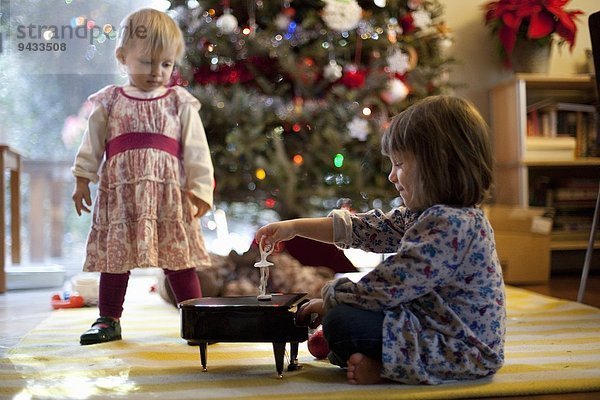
[{"xmin": 255, "ymin": 95, "xmax": 506, "ymax": 385}]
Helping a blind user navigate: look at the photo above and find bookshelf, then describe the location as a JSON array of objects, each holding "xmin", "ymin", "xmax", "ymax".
[{"xmin": 490, "ymin": 73, "xmax": 600, "ymax": 251}]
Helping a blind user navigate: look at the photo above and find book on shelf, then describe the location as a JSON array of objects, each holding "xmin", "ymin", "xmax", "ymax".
[
  {"xmin": 526, "ymin": 100, "xmax": 599, "ymax": 157},
  {"xmin": 529, "ymin": 176, "xmax": 599, "ymax": 235},
  {"xmin": 527, "ymin": 99, "xmax": 595, "ymax": 114},
  {"xmin": 526, "ymin": 136, "xmax": 576, "ymax": 149},
  {"xmin": 524, "ymin": 136, "xmax": 576, "ymax": 161}
]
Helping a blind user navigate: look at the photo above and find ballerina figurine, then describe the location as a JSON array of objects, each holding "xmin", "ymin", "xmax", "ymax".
[{"xmin": 254, "ymin": 238, "xmax": 274, "ymax": 301}]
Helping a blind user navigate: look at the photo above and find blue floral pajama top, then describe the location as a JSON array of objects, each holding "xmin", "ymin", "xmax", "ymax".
[{"xmin": 324, "ymin": 204, "xmax": 506, "ymax": 384}]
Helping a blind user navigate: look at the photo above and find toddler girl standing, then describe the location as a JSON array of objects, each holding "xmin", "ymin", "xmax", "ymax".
[
  {"xmin": 72, "ymin": 8, "xmax": 214, "ymax": 345},
  {"xmin": 256, "ymin": 95, "xmax": 506, "ymax": 385}
]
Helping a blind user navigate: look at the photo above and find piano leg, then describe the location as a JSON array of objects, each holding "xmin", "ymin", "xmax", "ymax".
[
  {"xmin": 272, "ymin": 342, "xmax": 286, "ymax": 378},
  {"xmin": 288, "ymin": 342, "xmax": 302, "ymax": 371},
  {"xmin": 199, "ymin": 342, "xmax": 208, "ymax": 372}
]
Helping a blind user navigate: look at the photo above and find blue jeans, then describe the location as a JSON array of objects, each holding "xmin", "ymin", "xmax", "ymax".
[{"xmin": 322, "ymin": 303, "xmax": 384, "ymax": 367}]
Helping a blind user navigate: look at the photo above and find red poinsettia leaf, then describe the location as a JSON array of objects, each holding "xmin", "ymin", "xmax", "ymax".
[
  {"xmin": 545, "ymin": 6, "xmax": 574, "ymax": 31},
  {"xmin": 555, "ymin": 23, "xmax": 576, "ymax": 48},
  {"xmin": 527, "ymin": 11, "xmax": 554, "ymax": 39},
  {"xmin": 515, "ymin": 4, "xmax": 541, "ymax": 18},
  {"xmin": 484, "ymin": 8, "xmax": 497, "ymax": 24},
  {"xmin": 501, "ymin": 12, "xmax": 521, "ymax": 29},
  {"xmin": 499, "ymin": 24, "xmax": 518, "ymax": 55},
  {"xmin": 546, "ymin": 0, "xmax": 571, "ymax": 9}
]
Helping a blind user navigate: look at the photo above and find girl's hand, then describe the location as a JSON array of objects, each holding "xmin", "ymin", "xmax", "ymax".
[
  {"xmin": 72, "ymin": 177, "xmax": 92, "ymax": 216},
  {"xmin": 297, "ymin": 298, "xmax": 325, "ymax": 329},
  {"xmin": 189, "ymin": 194, "xmax": 210, "ymax": 218},
  {"xmin": 254, "ymin": 220, "xmax": 297, "ymax": 252}
]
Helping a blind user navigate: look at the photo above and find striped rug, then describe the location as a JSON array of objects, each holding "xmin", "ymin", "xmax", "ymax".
[{"xmin": 1, "ymin": 277, "xmax": 599, "ymax": 399}]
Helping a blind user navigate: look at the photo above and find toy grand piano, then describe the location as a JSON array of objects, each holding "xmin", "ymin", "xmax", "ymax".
[{"xmin": 179, "ymin": 293, "xmax": 309, "ymax": 377}]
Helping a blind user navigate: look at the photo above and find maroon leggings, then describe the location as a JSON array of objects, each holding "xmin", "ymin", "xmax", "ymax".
[{"xmin": 98, "ymin": 268, "xmax": 202, "ymax": 319}]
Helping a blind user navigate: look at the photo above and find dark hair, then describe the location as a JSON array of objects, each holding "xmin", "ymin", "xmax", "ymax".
[{"xmin": 381, "ymin": 95, "xmax": 494, "ymax": 208}]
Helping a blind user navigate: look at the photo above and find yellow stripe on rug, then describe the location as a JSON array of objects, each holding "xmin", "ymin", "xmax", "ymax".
[{"xmin": 1, "ymin": 278, "xmax": 599, "ymax": 400}]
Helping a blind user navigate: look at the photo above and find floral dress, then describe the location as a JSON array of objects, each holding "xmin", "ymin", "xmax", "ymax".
[
  {"xmin": 72, "ymin": 85, "xmax": 214, "ymax": 273},
  {"xmin": 325, "ymin": 205, "xmax": 506, "ymax": 384}
]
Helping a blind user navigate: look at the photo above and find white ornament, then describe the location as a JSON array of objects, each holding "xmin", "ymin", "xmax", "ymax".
[
  {"xmin": 274, "ymin": 13, "xmax": 291, "ymax": 31},
  {"xmin": 323, "ymin": 60, "xmax": 343, "ymax": 81},
  {"xmin": 347, "ymin": 116, "xmax": 369, "ymax": 141},
  {"xmin": 386, "ymin": 50, "xmax": 410, "ymax": 75},
  {"xmin": 216, "ymin": 12, "xmax": 238, "ymax": 34},
  {"xmin": 382, "ymin": 78, "xmax": 409, "ymax": 104},
  {"xmin": 187, "ymin": 0, "xmax": 200, "ymax": 9},
  {"xmin": 322, "ymin": 0, "xmax": 363, "ymax": 32},
  {"xmin": 438, "ymin": 37, "xmax": 453, "ymax": 56},
  {"xmin": 411, "ymin": 10, "xmax": 432, "ymax": 29}
]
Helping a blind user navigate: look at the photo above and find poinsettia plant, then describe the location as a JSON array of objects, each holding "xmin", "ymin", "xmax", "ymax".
[{"xmin": 483, "ymin": 0, "xmax": 584, "ymax": 67}]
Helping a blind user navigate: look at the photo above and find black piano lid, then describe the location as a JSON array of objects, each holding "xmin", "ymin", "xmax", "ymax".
[{"xmin": 178, "ymin": 293, "xmax": 308, "ymax": 310}]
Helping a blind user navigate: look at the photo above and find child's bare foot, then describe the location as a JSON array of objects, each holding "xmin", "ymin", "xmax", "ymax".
[{"xmin": 346, "ymin": 353, "xmax": 383, "ymax": 384}]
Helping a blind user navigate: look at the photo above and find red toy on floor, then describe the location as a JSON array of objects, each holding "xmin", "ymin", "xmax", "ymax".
[{"xmin": 51, "ymin": 292, "xmax": 85, "ymax": 309}]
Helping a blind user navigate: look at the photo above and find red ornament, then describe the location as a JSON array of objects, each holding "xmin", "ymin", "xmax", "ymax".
[
  {"xmin": 339, "ymin": 68, "xmax": 367, "ymax": 89},
  {"xmin": 193, "ymin": 56, "xmax": 277, "ymax": 86},
  {"xmin": 282, "ymin": 7, "xmax": 296, "ymax": 18},
  {"xmin": 400, "ymin": 14, "xmax": 416, "ymax": 34},
  {"xmin": 265, "ymin": 198, "xmax": 276, "ymax": 208},
  {"xmin": 307, "ymin": 327, "xmax": 329, "ymax": 359}
]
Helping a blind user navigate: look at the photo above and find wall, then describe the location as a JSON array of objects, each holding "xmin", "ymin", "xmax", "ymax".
[{"xmin": 442, "ymin": 0, "xmax": 598, "ymax": 122}]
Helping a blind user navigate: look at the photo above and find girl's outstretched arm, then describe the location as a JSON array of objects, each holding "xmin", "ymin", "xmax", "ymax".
[{"xmin": 255, "ymin": 217, "xmax": 334, "ymax": 250}]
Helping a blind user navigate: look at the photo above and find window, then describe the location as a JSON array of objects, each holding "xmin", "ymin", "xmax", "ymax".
[{"xmin": 0, "ymin": 0, "xmax": 164, "ymax": 263}]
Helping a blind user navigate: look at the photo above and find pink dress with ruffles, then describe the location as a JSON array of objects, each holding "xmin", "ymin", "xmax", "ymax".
[{"xmin": 81, "ymin": 85, "xmax": 211, "ymax": 273}]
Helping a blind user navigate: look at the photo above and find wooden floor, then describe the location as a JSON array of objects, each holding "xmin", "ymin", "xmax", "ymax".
[
  {"xmin": 521, "ymin": 274, "xmax": 600, "ymax": 308},
  {"xmin": 0, "ymin": 273, "xmax": 598, "ymax": 399}
]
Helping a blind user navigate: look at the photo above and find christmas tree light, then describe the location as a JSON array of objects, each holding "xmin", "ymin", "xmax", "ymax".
[{"xmin": 334, "ymin": 153, "xmax": 344, "ymax": 168}]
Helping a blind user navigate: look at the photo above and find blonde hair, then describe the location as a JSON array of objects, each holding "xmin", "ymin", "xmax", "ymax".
[
  {"xmin": 381, "ymin": 95, "xmax": 494, "ymax": 208},
  {"xmin": 117, "ymin": 8, "xmax": 185, "ymax": 62}
]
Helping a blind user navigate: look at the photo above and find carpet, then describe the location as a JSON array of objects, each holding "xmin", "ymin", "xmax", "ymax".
[{"xmin": 1, "ymin": 277, "xmax": 599, "ymax": 400}]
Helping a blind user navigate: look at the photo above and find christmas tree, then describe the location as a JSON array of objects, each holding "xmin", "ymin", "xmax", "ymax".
[{"xmin": 169, "ymin": 0, "xmax": 454, "ymax": 219}]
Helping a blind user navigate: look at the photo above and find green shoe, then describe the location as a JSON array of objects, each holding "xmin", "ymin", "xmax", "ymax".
[{"xmin": 80, "ymin": 317, "xmax": 122, "ymax": 345}]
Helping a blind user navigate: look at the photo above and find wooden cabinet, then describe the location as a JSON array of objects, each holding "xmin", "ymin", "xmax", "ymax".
[{"xmin": 489, "ymin": 73, "xmax": 600, "ymax": 251}]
